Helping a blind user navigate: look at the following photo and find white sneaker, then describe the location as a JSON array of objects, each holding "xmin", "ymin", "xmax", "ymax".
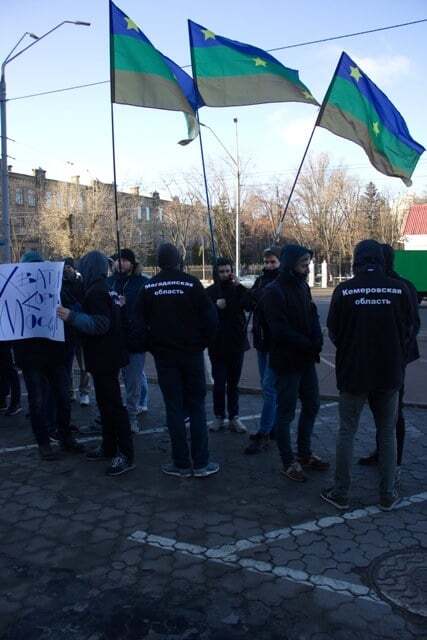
[
  {"xmin": 229, "ymin": 417, "xmax": 247, "ymax": 433},
  {"xmin": 209, "ymin": 417, "xmax": 226, "ymax": 432},
  {"xmin": 79, "ymin": 393, "xmax": 90, "ymax": 407},
  {"xmin": 136, "ymin": 405, "xmax": 148, "ymax": 415}
]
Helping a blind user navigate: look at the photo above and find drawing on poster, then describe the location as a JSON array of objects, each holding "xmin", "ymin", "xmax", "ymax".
[{"xmin": 0, "ymin": 261, "xmax": 64, "ymax": 342}]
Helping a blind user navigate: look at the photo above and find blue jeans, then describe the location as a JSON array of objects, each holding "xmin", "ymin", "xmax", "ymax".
[
  {"xmin": 335, "ymin": 390, "xmax": 398, "ymax": 500},
  {"xmin": 122, "ymin": 352, "xmax": 144, "ymax": 422},
  {"xmin": 257, "ymin": 351, "xmax": 277, "ymax": 434},
  {"xmin": 155, "ymin": 350, "xmax": 209, "ymax": 469},
  {"xmin": 139, "ymin": 353, "xmax": 148, "ymax": 408},
  {"xmin": 275, "ymin": 364, "xmax": 320, "ymax": 468}
]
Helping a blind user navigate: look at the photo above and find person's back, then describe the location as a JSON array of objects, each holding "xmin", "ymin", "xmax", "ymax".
[
  {"xmin": 133, "ymin": 243, "xmax": 219, "ymax": 478},
  {"xmin": 328, "ymin": 245, "xmax": 412, "ymax": 394}
]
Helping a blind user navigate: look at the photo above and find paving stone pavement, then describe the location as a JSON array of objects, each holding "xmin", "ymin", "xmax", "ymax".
[{"xmin": 0, "ymin": 383, "xmax": 426, "ymax": 639}]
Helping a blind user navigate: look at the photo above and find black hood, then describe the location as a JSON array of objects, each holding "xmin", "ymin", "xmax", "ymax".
[
  {"xmin": 381, "ymin": 243, "xmax": 395, "ymax": 275},
  {"xmin": 79, "ymin": 251, "xmax": 108, "ymax": 290},
  {"xmin": 280, "ymin": 244, "xmax": 312, "ymax": 273},
  {"xmin": 353, "ymin": 240, "xmax": 384, "ymax": 274}
]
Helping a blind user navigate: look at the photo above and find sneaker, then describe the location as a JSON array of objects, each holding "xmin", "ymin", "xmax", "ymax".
[
  {"xmin": 136, "ymin": 405, "xmax": 148, "ymax": 415},
  {"xmin": 38, "ymin": 444, "xmax": 61, "ymax": 461},
  {"xmin": 298, "ymin": 454, "xmax": 330, "ymax": 471},
  {"xmin": 358, "ymin": 451, "xmax": 378, "ymax": 466},
  {"xmin": 229, "ymin": 417, "xmax": 247, "ymax": 434},
  {"xmin": 0, "ymin": 399, "xmax": 8, "ymax": 412},
  {"xmin": 161, "ymin": 463, "xmax": 193, "ymax": 478},
  {"xmin": 86, "ymin": 446, "xmax": 110, "ymax": 461},
  {"xmin": 184, "ymin": 415, "xmax": 190, "ymax": 425},
  {"xmin": 320, "ymin": 487, "xmax": 349, "ymax": 510},
  {"xmin": 70, "ymin": 424, "xmax": 81, "ymax": 434},
  {"xmin": 130, "ymin": 419, "xmax": 143, "ymax": 434},
  {"xmin": 379, "ymin": 493, "xmax": 402, "ymax": 512},
  {"xmin": 60, "ymin": 436, "xmax": 85, "ymax": 454},
  {"xmin": 282, "ymin": 461, "xmax": 307, "ymax": 483},
  {"xmin": 106, "ymin": 454, "xmax": 135, "ymax": 477},
  {"xmin": 209, "ymin": 417, "xmax": 226, "ymax": 432},
  {"xmin": 244, "ymin": 433, "xmax": 270, "ymax": 455},
  {"xmin": 193, "ymin": 462, "xmax": 220, "ymax": 478},
  {"xmin": 79, "ymin": 393, "xmax": 90, "ymax": 407},
  {"xmin": 5, "ymin": 404, "xmax": 22, "ymax": 416},
  {"xmin": 49, "ymin": 430, "xmax": 61, "ymax": 444}
]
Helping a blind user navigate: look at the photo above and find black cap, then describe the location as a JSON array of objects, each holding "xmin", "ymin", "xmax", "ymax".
[{"xmin": 157, "ymin": 243, "xmax": 180, "ymax": 270}]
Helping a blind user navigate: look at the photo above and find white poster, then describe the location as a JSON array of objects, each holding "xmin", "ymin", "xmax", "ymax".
[{"xmin": 0, "ymin": 261, "xmax": 64, "ymax": 342}]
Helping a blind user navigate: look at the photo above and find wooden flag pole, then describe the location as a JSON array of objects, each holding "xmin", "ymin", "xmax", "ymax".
[{"xmin": 196, "ymin": 110, "xmax": 217, "ymax": 267}]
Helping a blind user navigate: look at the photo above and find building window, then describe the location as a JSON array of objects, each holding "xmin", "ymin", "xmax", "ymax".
[
  {"xmin": 28, "ymin": 189, "xmax": 36, "ymax": 207},
  {"xmin": 15, "ymin": 188, "xmax": 24, "ymax": 205},
  {"xmin": 137, "ymin": 206, "xmax": 142, "ymax": 221},
  {"xmin": 45, "ymin": 191, "xmax": 52, "ymax": 207},
  {"xmin": 158, "ymin": 207, "xmax": 163, "ymax": 222},
  {"xmin": 145, "ymin": 206, "xmax": 151, "ymax": 221}
]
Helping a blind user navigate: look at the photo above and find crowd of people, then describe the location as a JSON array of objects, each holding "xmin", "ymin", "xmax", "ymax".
[{"xmin": 0, "ymin": 238, "xmax": 420, "ymax": 510}]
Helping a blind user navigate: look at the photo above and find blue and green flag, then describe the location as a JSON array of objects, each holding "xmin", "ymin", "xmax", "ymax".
[
  {"xmin": 318, "ymin": 52, "xmax": 425, "ymax": 186},
  {"xmin": 110, "ymin": 1, "xmax": 202, "ymax": 144},
  {"xmin": 188, "ymin": 19, "xmax": 318, "ymax": 108}
]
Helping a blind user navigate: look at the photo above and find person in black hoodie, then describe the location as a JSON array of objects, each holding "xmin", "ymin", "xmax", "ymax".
[
  {"xmin": 206, "ymin": 257, "xmax": 253, "ymax": 434},
  {"xmin": 57, "ymin": 250, "xmax": 134, "ymax": 477},
  {"xmin": 107, "ymin": 248, "xmax": 148, "ymax": 433},
  {"xmin": 245, "ymin": 246, "xmax": 280, "ymax": 454},
  {"xmin": 358, "ymin": 243, "xmax": 420, "ymax": 472},
  {"xmin": 322, "ymin": 240, "xmax": 413, "ymax": 512},
  {"xmin": 14, "ymin": 251, "xmax": 84, "ymax": 460},
  {"xmin": 261, "ymin": 244, "xmax": 329, "ymax": 482},
  {"xmin": 132, "ymin": 243, "xmax": 219, "ymax": 478}
]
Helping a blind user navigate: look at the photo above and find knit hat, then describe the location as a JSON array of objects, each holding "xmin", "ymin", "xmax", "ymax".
[
  {"xmin": 119, "ymin": 248, "xmax": 137, "ymax": 266},
  {"xmin": 64, "ymin": 257, "xmax": 75, "ymax": 268},
  {"xmin": 157, "ymin": 243, "xmax": 180, "ymax": 270}
]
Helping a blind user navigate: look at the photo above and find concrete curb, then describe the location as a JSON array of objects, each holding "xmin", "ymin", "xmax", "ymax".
[{"xmin": 147, "ymin": 376, "xmax": 427, "ymax": 410}]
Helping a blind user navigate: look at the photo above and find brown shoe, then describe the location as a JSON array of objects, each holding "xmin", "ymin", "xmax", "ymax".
[
  {"xmin": 282, "ymin": 461, "xmax": 307, "ymax": 482},
  {"xmin": 298, "ymin": 454, "xmax": 330, "ymax": 471},
  {"xmin": 38, "ymin": 444, "xmax": 61, "ymax": 461}
]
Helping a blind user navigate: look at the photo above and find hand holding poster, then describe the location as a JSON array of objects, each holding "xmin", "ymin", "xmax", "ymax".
[{"xmin": 0, "ymin": 261, "xmax": 64, "ymax": 342}]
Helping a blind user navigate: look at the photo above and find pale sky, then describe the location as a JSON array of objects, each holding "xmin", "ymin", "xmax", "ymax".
[{"xmin": 1, "ymin": 0, "xmax": 426, "ymax": 200}]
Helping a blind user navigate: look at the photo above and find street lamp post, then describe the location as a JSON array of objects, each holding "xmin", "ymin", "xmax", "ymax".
[
  {"xmin": 0, "ymin": 20, "xmax": 90, "ymax": 263},
  {"xmin": 199, "ymin": 119, "xmax": 241, "ymax": 277}
]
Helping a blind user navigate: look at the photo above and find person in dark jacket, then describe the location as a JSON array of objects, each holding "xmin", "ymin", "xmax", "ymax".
[
  {"xmin": 245, "ymin": 246, "xmax": 280, "ymax": 454},
  {"xmin": 107, "ymin": 248, "xmax": 148, "ymax": 433},
  {"xmin": 322, "ymin": 240, "xmax": 413, "ymax": 512},
  {"xmin": 132, "ymin": 242, "xmax": 219, "ymax": 478},
  {"xmin": 358, "ymin": 243, "xmax": 420, "ymax": 472},
  {"xmin": 57, "ymin": 251, "xmax": 134, "ymax": 477},
  {"xmin": 261, "ymin": 244, "xmax": 329, "ymax": 482},
  {"xmin": 14, "ymin": 251, "xmax": 84, "ymax": 460},
  {"xmin": 206, "ymin": 257, "xmax": 253, "ymax": 434}
]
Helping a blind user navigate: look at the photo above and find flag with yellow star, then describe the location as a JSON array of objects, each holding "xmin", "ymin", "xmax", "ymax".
[
  {"xmin": 317, "ymin": 52, "xmax": 424, "ymax": 186},
  {"xmin": 188, "ymin": 20, "xmax": 318, "ymax": 108},
  {"xmin": 110, "ymin": 2, "xmax": 202, "ymax": 144}
]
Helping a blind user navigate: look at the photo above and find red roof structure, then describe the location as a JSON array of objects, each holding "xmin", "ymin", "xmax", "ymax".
[{"xmin": 402, "ymin": 204, "xmax": 427, "ymax": 235}]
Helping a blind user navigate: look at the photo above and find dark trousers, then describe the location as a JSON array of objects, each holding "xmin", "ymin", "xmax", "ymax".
[
  {"xmin": 92, "ymin": 371, "xmax": 134, "ymax": 462},
  {"xmin": 22, "ymin": 363, "xmax": 71, "ymax": 446},
  {"xmin": 0, "ymin": 347, "xmax": 21, "ymax": 407},
  {"xmin": 209, "ymin": 350, "xmax": 245, "ymax": 419},
  {"xmin": 275, "ymin": 363, "xmax": 320, "ymax": 468},
  {"xmin": 370, "ymin": 384, "xmax": 405, "ymax": 465},
  {"xmin": 155, "ymin": 350, "xmax": 209, "ymax": 469}
]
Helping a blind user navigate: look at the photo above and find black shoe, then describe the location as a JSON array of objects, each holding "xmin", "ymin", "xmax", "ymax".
[
  {"xmin": 106, "ymin": 454, "xmax": 135, "ymax": 477},
  {"xmin": 70, "ymin": 424, "xmax": 81, "ymax": 434},
  {"xmin": 358, "ymin": 452, "xmax": 378, "ymax": 466},
  {"xmin": 86, "ymin": 446, "xmax": 110, "ymax": 461},
  {"xmin": 244, "ymin": 433, "xmax": 269, "ymax": 455},
  {"xmin": 49, "ymin": 430, "xmax": 61, "ymax": 444},
  {"xmin": 379, "ymin": 493, "xmax": 402, "ymax": 512},
  {"xmin": 5, "ymin": 404, "xmax": 22, "ymax": 416},
  {"xmin": 38, "ymin": 444, "xmax": 61, "ymax": 461},
  {"xmin": 0, "ymin": 399, "xmax": 8, "ymax": 412},
  {"xmin": 60, "ymin": 436, "xmax": 85, "ymax": 453},
  {"xmin": 320, "ymin": 487, "xmax": 349, "ymax": 510}
]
